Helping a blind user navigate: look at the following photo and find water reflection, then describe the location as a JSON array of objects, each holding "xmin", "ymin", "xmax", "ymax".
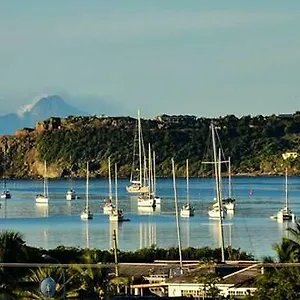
[
  {"xmin": 35, "ymin": 203, "xmax": 49, "ymax": 217},
  {"xmin": 180, "ymin": 219, "xmax": 190, "ymax": 248},
  {"xmin": 0, "ymin": 199, "xmax": 7, "ymax": 218},
  {"xmin": 139, "ymin": 223, "xmax": 156, "ymax": 249},
  {"xmin": 137, "ymin": 205, "xmax": 161, "ymax": 215},
  {"xmin": 209, "ymin": 220, "xmax": 233, "ymax": 249},
  {"xmin": 84, "ymin": 220, "xmax": 90, "ymax": 249},
  {"xmin": 109, "ymin": 221, "xmax": 121, "ymax": 250}
]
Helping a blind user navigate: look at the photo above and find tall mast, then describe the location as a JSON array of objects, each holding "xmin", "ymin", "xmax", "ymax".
[
  {"xmin": 171, "ymin": 158, "xmax": 183, "ymax": 274},
  {"xmin": 115, "ymin": 163, "xmax": 118, "ymax": 210},
  {"xmin": 86, "ymin": 162, "xmax": 89, "ymax": 209},
  {"xmin": 186, "ymin": 159, "xmax": 189, "ymax": 206},
  {"xmin": 44, "ymin": 161, "xmax": 47, "ymax": 197},
  {"xmin": 148, "ymin": 144, "xmax": 152, "ymax": 198},
  {"xmin": 108, "ymin": 157, "xmax": 112, "ymax": 200},
  {"xmin": 285, "ymin": 168, "xmax": 288, "ymax": 208},
  {"xmin": 153, "ymin": 150, "xmax": 156, "ymax": 197},
  {"xmin": 137, "ymin": 110, "xmax": 142, "ymax": 186},
  {"xmin": 211, "ymin": 123, "xmax": 225, "ymax": 263},
  {"xmin": 228, "ymin": 157, "xmax": 232, "ymax": 199}
]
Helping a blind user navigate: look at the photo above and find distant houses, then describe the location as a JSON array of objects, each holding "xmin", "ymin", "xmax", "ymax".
[{"xmin": 282, "ymin": 151, "xmax": 298, "ymax": 160}]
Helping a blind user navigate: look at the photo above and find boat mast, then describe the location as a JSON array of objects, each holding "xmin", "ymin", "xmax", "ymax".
[
  {"xmin": 115, "ymin": 163, "xmax": 118, "ymax": 211},
  {"xmin": 153, "ymin": 150, "xmax": 156, "ymax": 197},
  {"xmin": 108, "ymin": 157, "xmax": 112, "ymax": 200},
  {"xmin": 44, "ymin": 161, "xmax": 47, "ymax": 197},
  {"xmin": 211, "ymin": 123, "xmax": 225, "ymax": 263},
  {"xmin": 148, "ymin": 144, "xmax": 153, "ymax": 198},
  {"xmin": 171, "ymin": 158, "xmax": 183, "ymax": 274},
  {"xmin": 86, "ymin": 162, "xmax": 89, "ymax": 209},
  {"xmin": 186, "ymin": 159, "xmax": 189, "ymax": 206},
  {"xmin": 137, "ymin": 110, "xmax": 143, "ymax": 186},
  {"xmin": 285, "ymin": 168, "xmax": 288, "ymax": 209},
  {"xmin": 228, "ymin": 157, "xmax": 232, "ymax": 199}
]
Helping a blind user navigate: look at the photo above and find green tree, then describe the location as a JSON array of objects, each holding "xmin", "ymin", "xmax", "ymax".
[{"xmin": 0, "ymin": 231, "xmax": 29, "ymax": 299}]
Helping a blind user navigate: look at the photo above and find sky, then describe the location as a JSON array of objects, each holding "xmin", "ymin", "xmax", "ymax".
[{"xmin": 0, "ymin": 0, "xmax": 300, "ymax": 118}]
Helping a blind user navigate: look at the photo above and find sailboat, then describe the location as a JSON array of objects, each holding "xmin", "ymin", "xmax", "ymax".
[
  {"xmin": 137, "ymin": 144, "xmax": 156, "ymax": 208},
  {"xmin": 207, "ymin": 124, "xmax": 227, "ymax": 219},
  {"xmin": 109, "ymin": 163, "xmax": 130, "ymax": 222},
  {"xmin": 103, "ymin": 157, "xmax": 115, "ymax": 214},
  {"xmin": 126, "ymin": 110, "xmax": 149, "ymax": 194},
  {"xmin": 65, "ymin": 156, "xmax": 78, "ymax": 200},
  {"xmin": 152, "ymin": 150, "xmax": 161, "ymax": 205},
  {"xmin": 271, "ymin": 168, "xmax": 296, "ymax": 222},
  {"xmin": 66, "ymin": 188, "xmax": 77, "ymax": 200},
  {"xmin": 35, "ymin": 161, "xmax": 49, "ymax": 204},
  {"xmin": 80, "ymin": 162, "xmax": 93, "ymax": 220},
  {"xmin": 221, "ymin": 157, "xmax": 235, "ymax": 212},
  {"xmin": 1, "ymin": 179, "xmax": 11, "ymax": 199},
  {"xmin": 180, "ymin": 159, "xmax": 194, "ymax": 218}
]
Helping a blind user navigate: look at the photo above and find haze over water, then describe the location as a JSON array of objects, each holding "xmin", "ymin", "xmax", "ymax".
[{"xmin": 0, "ymin": 176, "xmax": 298, "ymax": 260}]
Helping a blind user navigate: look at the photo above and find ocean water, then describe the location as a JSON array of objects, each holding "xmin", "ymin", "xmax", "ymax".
[{"xmin": 0, "ymin": 176, "xmax": 299, "ymax": 260}]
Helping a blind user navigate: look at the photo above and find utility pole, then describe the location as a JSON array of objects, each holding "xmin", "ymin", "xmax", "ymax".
[{"xmin": 113, "ymin": 230, "xmax": 119, "ymax": 277}]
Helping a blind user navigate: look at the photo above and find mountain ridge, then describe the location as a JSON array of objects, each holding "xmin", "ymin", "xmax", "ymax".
[{"xmin": 0, "ymin": 95, "xmax": 88, "ymax": 135}]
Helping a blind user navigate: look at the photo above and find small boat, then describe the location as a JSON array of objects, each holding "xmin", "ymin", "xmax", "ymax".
[
  {"xmin": 126, "ymin": 110, "xmax": 149, "ymax": 194},
  {"xmin": 271, "ymin": 168, "xmax": 296, "ymax": 222},
  {"xmin": 80, "ymin": 162, "xmax": 93, "ymax": 220},
  {"xmin": 103, "ymin": 157, "xmax": 115, "ymax": 214},
  {"xmin": 221, "ymin": 157, "xmax": 235, "ymax": 212},
  {"xmin": 1, "ymin": 178, "xmax": 11, "ymax": 199},
  {"xmin": 35, "ymin": 161, "xmax": 49, "ymax": 204},
  {"xmin": 180, "ymin": 159, "xmax": 194, "ymax": 218},
  {"xmin": 109, "ymin": 163, "xmax": 130, "ymax": 222},
  {"xmin": 208, "ymin": 203, "xmax": 227, "ymax": 219},
  {"xmin": 65, "ymin": 188, "xmax": 76, "ymax": 201},
  {"xmin": 1, "ymin": 190, "xmax": 11, "ymax": 199}
]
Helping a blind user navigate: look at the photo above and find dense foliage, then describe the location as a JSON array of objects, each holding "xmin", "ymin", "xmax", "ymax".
[{"xmin": 2, "ymin": 113, "xmax": 300, "ymax": 178}]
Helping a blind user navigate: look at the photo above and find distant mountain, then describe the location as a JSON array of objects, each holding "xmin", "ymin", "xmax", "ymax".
[{"xmin": 0, "ymin": 95, "xmax": 88, "ymax": 135}]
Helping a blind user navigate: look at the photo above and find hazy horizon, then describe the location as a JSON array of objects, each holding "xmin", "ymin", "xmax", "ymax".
[{"xmin": 1, "ymin": 1, "xmax": 300, "ymax": 118}]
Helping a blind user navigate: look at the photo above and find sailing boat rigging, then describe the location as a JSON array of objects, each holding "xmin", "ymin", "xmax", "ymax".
[
  {"xmin": 126, "ymin": 110, "xmax": 149, "ymax": 194},
  {"xmin": 35, "ymin": 161, "xmax": 49, "ymax": 204},
  {"xmin": 137, "ymin": 144, "xmax": 156, "ymax": 208},
  {"xmin": 65, "ymin": 156, "xmax": 78, "ymax": 200},
  {"xmin": 103, "ymin": 157, "xmax": 115, "ymax": 214},
  {"xmin": 271, "ymin": 168, "xmax": 296, "ymax": 222},
  {"xmin": 1, "ymin": 178, "xmax": 11, "ymax": 199},
  {"xmin": 80, "ymin": 162, "xmax": 93, "ymax": 220},
  {"xmin": 180, "ymin": 159, "xmax": 194, "ymax": 217},
  {"xmin": 1, "ymin": 155, "xmax": 11, "ymax": 199},
  {"xmin": 207, "ymin": 124, "xmax": 227, "ymax": 219},
  {"xmin": 109, "ymin": 163, "xmax": 130, "ymax": 222}
]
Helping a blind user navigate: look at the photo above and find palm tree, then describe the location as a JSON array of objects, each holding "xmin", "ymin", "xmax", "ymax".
[
  {"xmin": 66, "ymin": 251, "xmax": 111, "ymax": 299},
  {"xmin": 273, "ymin": 221, "xmax": 300, "ymax": 262},
  {"xmin": 0, "ymin": 230, "xmax": 29, "ymax": 299}
]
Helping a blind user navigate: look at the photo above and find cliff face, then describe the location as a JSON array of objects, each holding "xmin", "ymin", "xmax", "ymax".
[{"xmin": 0, "ymin": 114, "xmax": 299, "ymax": 178}]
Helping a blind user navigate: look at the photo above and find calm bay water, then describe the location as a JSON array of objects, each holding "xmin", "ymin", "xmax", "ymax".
[{"xmin": 1, "ymin": 176, "xmax": 300, "ymax": 260}]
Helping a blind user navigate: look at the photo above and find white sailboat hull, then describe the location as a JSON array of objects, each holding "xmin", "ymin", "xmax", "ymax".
[
  {"xmin": 66, "ymin": 189, "xmax": 76, "ymax": 200},
  {"xmin": 208, "ymin": 206, "xmax": 226, "ymax": 218},
  {"xmin": 80, "ymin": 211, "xmax": 93, "ymax": 220},
  {"xmin": 35, "ymin": 195, "xmax": 49, "ymax": 204},
  {"xmin": 1, "ymin": 191, "xmax": 11, "ymax": 199},
  {"xmin": 180, "ymin": 205, "xmax": 195, "ymax": 218},
  {"xmin": 222, "ymin": 198, "xmax": 235, "ymax": 211},
  {"xmin": 138, "ymin": 196, "xmax": 156, "ymax": 207},
  {"xmin": 103, "ymin": 202, "xmax": 115, "ymax": 214},
  {"xmin": 126, "ymin": 184, "xmax": 149, "ymax": 194}
]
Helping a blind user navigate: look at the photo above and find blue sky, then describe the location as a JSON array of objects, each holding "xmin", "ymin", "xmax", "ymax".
[{"xmin": 0, "ymin": 0, "xmax": 300, "ymax": 118}]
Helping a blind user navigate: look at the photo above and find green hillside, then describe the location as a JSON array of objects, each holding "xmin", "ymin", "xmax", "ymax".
[{"xmin": 1, "ymin": 113, "xmax": 300, "ymax": 178}]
